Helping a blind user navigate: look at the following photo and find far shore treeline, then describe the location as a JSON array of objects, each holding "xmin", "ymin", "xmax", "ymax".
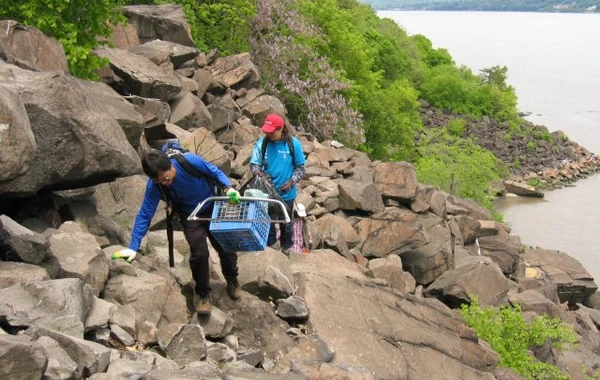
[
  {"xmin": 360, "ymin": 0, "xmax": 599, "ymax": 13},
  {"xmin": 0, "ymin": 0, "xmax": 577, "ymax": 213}
]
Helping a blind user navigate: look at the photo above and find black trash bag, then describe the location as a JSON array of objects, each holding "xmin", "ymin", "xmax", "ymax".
[{"xmin": 240, "ymin": 175, "xmax": 286, "ymax": 220}]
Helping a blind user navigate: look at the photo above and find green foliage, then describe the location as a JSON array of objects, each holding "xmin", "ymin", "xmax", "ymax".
[
  {"xmin": 420, "ymin": 64, "xmax": 518, "ymax": 121},
  {"xmin": 145, "ymin": 0, "xmax": 255, "ymax": 54},
  {"xmin": 361, "ymin": 80, "xmax": 422, "ymax": 161},
  {"xmin": 415, "ymin": 129, "xmax": 501, "ymax": 208},
  {"xmin": 411, "ymin": 34, "xmax": 453, "ymax": 68},
  {"xmin": 527, "ymin": 177, "xmax": 541, "ymax": 188},
  {"xmin": 513, "ymin": 158, "xmax": 522, "ymax": 169},
  {"xmin": 0, "ymin": 0, "xmax": 124, "ymax": 79},
  {"xmin": 459, "ymin": 298, "xmax": 577, "ymax": 380},
  {"xmin": 446, "ymin": 118, "xmax": 465, "ymax": 137}
]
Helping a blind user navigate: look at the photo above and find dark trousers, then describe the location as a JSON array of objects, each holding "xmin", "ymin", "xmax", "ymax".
[
  {"xmin": 182, "ymin": 209, "xmax": 238, "ymax": 298},
  {"xmin": 267, "ymin": 199, "xmax": 294, "ymax": 250}
]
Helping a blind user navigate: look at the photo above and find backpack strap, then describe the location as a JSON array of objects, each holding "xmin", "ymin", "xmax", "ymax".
[{"xmin": 171, "ymin": 154, "xmax": 225, "ymax": 195}]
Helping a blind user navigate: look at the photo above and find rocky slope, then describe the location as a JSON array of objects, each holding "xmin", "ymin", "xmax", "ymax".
[
  {"xmin": 2, "ymin": 5, "xmax": 600, "ymax": 380},
  {"xmin": 420, "ymin": 102, "xmax": 600, "ymax": 189}
]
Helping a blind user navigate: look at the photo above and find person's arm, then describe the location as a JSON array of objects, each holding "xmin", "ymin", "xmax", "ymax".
[
  {"xmin": 129, "ymin": 181, "xmax": 161, "ymax": 252},
  {"xmin": 290, "ymin": 137, "xmax": 306, "ymax": 185}
]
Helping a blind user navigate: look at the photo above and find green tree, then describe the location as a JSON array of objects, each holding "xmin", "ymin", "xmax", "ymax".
[
  {"xmin": 146, "ymin": 0, "xmax": 256, "ymax": 54},
  {"xmin": 0, "ymin": 0, "xmax": 124, "ymax": 79},
  {"xmin": 416, "ymin": 129, "xmax": 502, "ymax": 208},
  {"xmin": 411, "ymin": 34, "xmax": 453, "ymax": 68}
]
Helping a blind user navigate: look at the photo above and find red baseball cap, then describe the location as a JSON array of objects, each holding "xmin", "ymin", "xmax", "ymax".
[{"xmin": 261, "ymin": 114, "xmax": 285, "ymax": 133}]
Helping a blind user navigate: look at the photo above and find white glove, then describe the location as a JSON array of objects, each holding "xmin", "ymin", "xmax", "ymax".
[{"xmin": 111, "ymin": 248, "xmax": 137, "ymax": 263}]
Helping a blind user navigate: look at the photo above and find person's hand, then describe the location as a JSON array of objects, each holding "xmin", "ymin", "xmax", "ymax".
[
  {"xmin": 279, "ymin": 179, "xmax": 294, "ymax": 192},
  {"xmin": 227, "ymin": 188, "xmax": 241, "ymax": 204},
  {"xmin": 111, "ymin": 248, "xmax": 137, "ymax": 263}
]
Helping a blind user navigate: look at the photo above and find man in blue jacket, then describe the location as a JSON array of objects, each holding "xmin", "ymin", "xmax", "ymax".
[
  {"xmin": 113, "ymin": 149, "xmax": 241, "ymax": 315},
  {"xmin": 249, "ymin": 114, "xmax": 306, "ymax": 255}
]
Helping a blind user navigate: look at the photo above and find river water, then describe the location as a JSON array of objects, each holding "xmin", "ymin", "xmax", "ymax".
[{"xmin": 378, "ymin": 11, "xmax": 600, "ymax": 280}]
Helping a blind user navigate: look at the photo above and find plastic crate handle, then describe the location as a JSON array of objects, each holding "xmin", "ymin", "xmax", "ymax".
[{"xmin": 187, "ymin": 196, "xmax": 291, "ymax": 223}]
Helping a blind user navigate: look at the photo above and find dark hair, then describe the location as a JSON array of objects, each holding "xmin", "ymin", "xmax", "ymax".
[{"xmin": 142, "ymin": 150, "xmax": 172, "ymax": 179}]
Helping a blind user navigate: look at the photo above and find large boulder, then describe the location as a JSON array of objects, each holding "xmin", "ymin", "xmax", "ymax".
[
  {"xmin": 357, "ymin": 207, "xmax": 428, "ymax": 258},
  {"xmin": 122, "ymin": 4, "xmax": 195, "ymax": 47},
  {"xmin": 523, "ymin": 247, "xmax": 598, "ymax": 304},
  {"xmin": 291, "ymin": 250, "xmax": 499, "ymax": 379},
  {"xmin": 0, "ymin": 85, "xmax": 35, "ymax": 182},
  {"xmin": 95, "ymin": 47, "xmax": 182, "ymax": 102},
  {"xmin": 0, "ymin": 61, "xmax": 143, "ymax": 197},
  {"xmin": 0, "ymin": 20, "xmax": 69, "ymax": 73},
  {"xmin": 0, "ymin": 278, "xmax": 95, "ymax": 338}
]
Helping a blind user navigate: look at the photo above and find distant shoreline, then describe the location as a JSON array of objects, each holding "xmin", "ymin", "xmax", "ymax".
[{"xmin": 377, "ymin": 9, "xmax": 599, "ymax": 13}]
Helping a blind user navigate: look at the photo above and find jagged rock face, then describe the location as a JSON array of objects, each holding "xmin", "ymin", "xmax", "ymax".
[
  {"xmin": 0, "ymin": 86, "xmax": 35, "ymax": 182},
  {"xmin": 122, "ymin": 4, "xmax": 195, "ymax": 47},
  {"xmin": 0, "ymin": 20, "xmax": 69, "ymax": 73},
  {"xmin": 0, "ymin": 61, "xmax": 143, "ymax": 197},
  {"xmin": 292, "ymin": 250, "xmax": 500, "ymax": 379}
]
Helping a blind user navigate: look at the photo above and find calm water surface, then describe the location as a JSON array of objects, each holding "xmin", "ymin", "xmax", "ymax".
[{"xmin": 379, "ymin": 11, "xmax": 600, "ymax": 280}]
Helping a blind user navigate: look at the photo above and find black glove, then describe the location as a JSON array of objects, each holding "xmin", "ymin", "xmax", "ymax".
[{"xmin": 280, "ymin": 179, "xmax": 294, "ymax": 192}]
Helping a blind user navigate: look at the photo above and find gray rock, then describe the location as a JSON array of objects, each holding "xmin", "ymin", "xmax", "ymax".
[
  {"xmin": 0, "ymin": 20, "xmax": 68, "ymax": 73},
  {"xmin": 0, "ymin": 335, "xmax": 48, "ymax": 380},
  {"xmin": 0, "ymin": 85, "xmax": 35, "ymax": 182},
  {"xmin": 46, "ymin": 229, "xmax": 109, "ymax": 296},
  {"xmin": 0, "ymin": 61, "xmax": 143, "ymax": 197},
  {"xmin": 26, "ymin": 326, "xmax": 111, "ymax": 378},
  {"xmin": 0, "ymin": 214, "xmax": 47, "ymax": 264},
  {"xmin": 123, "ymin": 4, "xmax": 195, "ymax": 47},
  {"xmin": 0, "ymin": 278, "xmax": 94, "ymax": 338},
  {"xmin": 275, "ymin": 295, "xmax": 309, "ymax": 320},
  {"xmin": 0, "ymin": 258, "xmax": 49, "ymax": 289},
  {"xmin": 156, "ymin": 323, "xmax": 207, "ymax": 367}
]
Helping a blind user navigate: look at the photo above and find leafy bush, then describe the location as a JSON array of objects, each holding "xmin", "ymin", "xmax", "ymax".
[
  {"xmin": 446, "ymin": 118, "xmax": 465, "ymax": 137},
  {"xmin": 140, "ymin": 0, "xmax": 256, "ymax": 54},
  {"xmin": 249, "ymin": 0, "xmax": 364, "ymax": 145},
  {"xmin": 411, "ymin": 34, "xmax": 453, "ymax": 68},
  {"xmin": 459, "ymin": 298, "xmax": 577, "ymax": 380},
  {"xmin": 0, "ymin": 0, "xmax": 124, "ymax": 79},
  {"xmin": 416, "ymin": 129, "xmax": 502, "ymax": 209},
  {"xmin": 420, "ymin": 63, "xmax": 518, "ymax": 121}
]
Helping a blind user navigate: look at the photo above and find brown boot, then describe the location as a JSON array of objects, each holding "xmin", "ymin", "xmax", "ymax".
[
  {"xmin": 226, "ymin": 277, "xmax": 241, "ymax": 300},
  {"xmin": 195, "ymin": 296, "xmax": 211, "ymax": 315}
]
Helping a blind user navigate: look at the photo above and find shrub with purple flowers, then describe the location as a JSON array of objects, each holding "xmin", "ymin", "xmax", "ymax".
[{"xmin": 250, "ymin": 0, "xmax": 365, "ymax": 146}]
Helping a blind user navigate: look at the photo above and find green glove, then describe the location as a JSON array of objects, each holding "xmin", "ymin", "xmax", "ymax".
[
  {"xmin": 226, "ymin": 188, "xmax": 241, "ymax": 205},
  {"xmin": 111, "ymin": 248, "xmax": 137, "ymax": 263}
]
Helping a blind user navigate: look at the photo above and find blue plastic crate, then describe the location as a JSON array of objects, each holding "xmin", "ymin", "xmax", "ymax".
[{"xmin": 209, "ymin": 201, "xmax": 270, "ymax": 252}]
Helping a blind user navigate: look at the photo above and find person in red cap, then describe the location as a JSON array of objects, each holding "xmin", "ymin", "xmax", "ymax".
[{"xmin": 249, "ymin": 114, "xmax": 306, "ymax": 255}]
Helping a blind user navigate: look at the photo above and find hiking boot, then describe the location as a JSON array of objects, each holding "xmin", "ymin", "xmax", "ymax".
[
  {"xmin": 226, "ymin": 277, "xmax": 242, "ymax": 300},
  {"xmin": 195, "ymin": 296, "xmax": 211, "ymax": 315}
]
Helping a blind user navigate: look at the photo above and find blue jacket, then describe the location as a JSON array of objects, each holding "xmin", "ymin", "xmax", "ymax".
[
  {"xmin": 129, "ymin": 153, "xmax": 230, "ymax": 252},
  {"xmin": 249, "ymin": 137, "xmax": 306, "ymax": 201}
]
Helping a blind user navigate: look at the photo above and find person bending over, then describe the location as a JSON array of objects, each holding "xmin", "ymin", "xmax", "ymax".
[{"xmin": 113, "ymin": 149, "xmax": 241, "ymax": 315}]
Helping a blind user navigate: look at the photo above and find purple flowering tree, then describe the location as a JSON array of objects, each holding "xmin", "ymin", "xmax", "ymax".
[{"xmin": 250, "ymin": 0, "xmax": 364, "ymax": 146}]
